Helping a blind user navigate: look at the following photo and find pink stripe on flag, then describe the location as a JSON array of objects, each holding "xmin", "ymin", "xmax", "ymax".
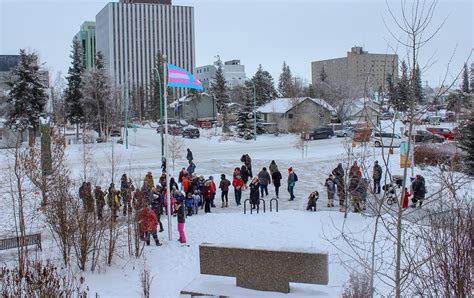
[
  {"xmin": 169, "ymin": 72, "xmax": 189, "ymax": 79},
  {"xmin": 168, "ymin": 68, "xmax": 189, "ymax": 75},
  {"xmin": 169, "ymin": 78, "xmax": 191, "ymax": 84}
]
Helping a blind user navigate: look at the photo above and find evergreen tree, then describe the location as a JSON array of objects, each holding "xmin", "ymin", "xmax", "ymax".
[
  {"xmin": 236, "ymin": 84, "xmax": 265, "ymax": 140},
  {"xmin": 413, "ymin": 64, "xmax": 424, "ymax": 103},
  {"xmin": 6, "ymin": 49, "xmax": 47, "ymax": 137},
  {"xmin": 319, "ymin": 66, "xmax": 327, "ymax": 82},
  {"xmin": 250, "ymin": 65, "xmax": 277, "ymax": 106},
  {"xmin": 386, "ymin": 73, "xmax": 398, "ymax": 107},
  {"xmin": 457, "ymin": 111, "xmax": 474, "ymax": 175},
  {"xmin": 396, "ymin": 61, "xmax": 409, "ymax": 111},
  {"xmin": 209, "ymin": 58, "xmax": 230, "ymax": 132},
  {"xmin": 64, "ymin": 38, "xmax": 85, "ymax": 136},
  {"xmin": 461, "ymin": 63, "xmax": 470, "ymax": 93},
  {"xmin": 277, "ymin": 61, "xmax": 293, "ymax": 98},
  {"xmin": 470, "ymin": 62, "xmax": 474, "ymax": 93}
]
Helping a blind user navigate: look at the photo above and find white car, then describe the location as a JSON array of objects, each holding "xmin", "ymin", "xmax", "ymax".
[{"xmin": 372, "ymin": 132, "xmax": 403, "ymax": 147}]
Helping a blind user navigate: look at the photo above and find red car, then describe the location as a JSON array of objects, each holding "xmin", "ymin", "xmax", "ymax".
[{"xmin": 426, "ymin": 127, "xmax": 456, "ymax": 140}]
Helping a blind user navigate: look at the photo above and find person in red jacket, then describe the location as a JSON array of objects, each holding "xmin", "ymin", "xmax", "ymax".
[
  {"xmin": 202, "ymin": 178, "xmax": 214, "ymax": 213},
  {"xmin": 209, "ymin": 176, "xmax": 217, "ymax": 208},
  {"xmin": 139, "ymin": 207, "xmax": 162, "ymax": 246},
  {"xmin": 232, "ymin": 174, "xmax": 245, "ymax": 206},
  {"xmin": 402, "ymin": 187, "xmax": 410, "ymax": 209}
]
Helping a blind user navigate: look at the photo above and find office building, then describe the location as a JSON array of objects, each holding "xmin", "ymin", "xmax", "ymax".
[
  {"xmin": 96, "ymin": 0, "xmax": 195, "ymax": 99},
  {"xmin": 196, "ymin": 59, "xmax": 246, "ymax": 91},
  {"xmin": 75, "ymin": 21, "xmax": 97, "ymax": 70},
  {"xmin": 311, "ymin": 47, "xmax": 398, "ymax": 96}
]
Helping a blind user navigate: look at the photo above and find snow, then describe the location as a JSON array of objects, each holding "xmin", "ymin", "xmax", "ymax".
[
  {"xmin": 0, "ymin": 126, "xmax": 470, "ymax": 297},
  {"xmin": 258, "ymin": 97, "xmax": 335, "ymax": 114}
]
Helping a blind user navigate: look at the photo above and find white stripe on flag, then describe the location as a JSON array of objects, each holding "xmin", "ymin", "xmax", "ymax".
[{"xmin": 168, "ymin": 72, "xmax": 189, "ymax": 79}]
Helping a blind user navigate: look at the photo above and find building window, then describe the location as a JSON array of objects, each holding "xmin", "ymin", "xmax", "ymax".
[
  {"xmin": 288, "ymin": 114, "xmax": 294, "ymax": 119},
  {"xmin": 0, "ymin": 130, "xmax": 3, "ymax": 141}
]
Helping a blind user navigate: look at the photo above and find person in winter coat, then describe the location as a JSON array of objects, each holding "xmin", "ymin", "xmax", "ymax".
[
  {"xmin": 143, "ymin": 171, "xmax": 155, "ymax": 190},
  {"xmin": 249, "ymin": 177, "xmax": 260, "ymax": 210},
  {"xmin": 219, "ymin": 174, "xmax": 231, "ymax": 207},
  {"xmin": 324, "ymin": 175, "xmax": 336, "ymax": 207},
  {"xmin": 178, "ymin": 168, "xmax": 187, "ymax": 190},
  {"xmin": 271, "ymin": 169, "xmax": 282, "ymax": 198},
  {"xmin": 202, "ymin": 179, "xmax": 214, "ymax": 213},
  {"xmin": 182, "ymin": 174, "xmax": 191, "ymax": 196},
  {"xmin": 268, "ymin": 160, "xmax": 279, "ymax": 176},
  {"xmin": 192, "ymin": 191, "xmax": 202, "ymax": 214},
  {"xmin": 241, "ymin": 154, "xmax": 253, "ymax": 178},
  {"xmin": 410, "ymin": 175, "xmax": 426, "ymax": 207},
  {"xmin": 139, "ymin": 207, "xmax": 162, "ymax": 246},
  {"xmin": 186, "ymin": 148, "xmax": 193, "ymax": 163},
  {"xmin": 185, "ymin": 192, "xmax": 195, "ymax": 216},
  {"xmin": 232, "ymin": 174, "xmax": 245, "ymax": 206},
  {"xmin": 349, "ymin": 161, "xmax": 361, "ymax": 178},
  {"xmin": 121, "ymin": 174, "xmax": 134, "ymax": 216},
  {"xmin": 373, "ymin": 161, "xmax": 382, "ymax": 194},
  {"xmin": 240, "ymin": 165, "xmax": 250, "ymax": 185},
  {"xmin": 287, "ymin": 167, "xmax": 297, "ymax": 201},
  {"xmin": 257, "ymin": 167, "xmax": 271, "ymax": 197},
  {"xmin": 94, "ymin": 185, "xmax": 106, "ymax": 220},
  {"xmin": 108, "ymin": 183, "xmax": 120, "ymax": 221},
  {"xmin": 133, "ymin": 189, "xmax": 147, "ymax": 212},
  {"xmin": 150, "ymin": 191, "xmax": 164, "ymax": 232},
  {"xmin": 332, "ymin": 163, "xmax": 345, "ymax": 210},
  {"xmin": 208, "ymin": 176, "xmax": 217, "ymax": 208},
  {"xmin": 175, "ymin": 197, "xmax": 186, "ymax": 243},
  {"xmin": 79, "ymin": 182, "xmax": 94, "ymax": 213},
  {"xmin": 170, "ymin": 177, "xmax": 179, "ymax": 192},
  {"xmin": 233, "ymin": 167, "xmax": 241, "ymax": 178},
  {"xmin": 159, "ymin": 172, "xmax": 167, "ymax": 187},
  {"xmin": 187, "ymin": 161, "xmax": 196, "ymax": 176},
  {"xmin": 306, "ymin": 191, "xmax": 319, "ymax": 211},
  {"xmin": 402, "ymin": 187, "xmax": 410, "ymax": 209},
  {"xmin": 349, "ymin": 176, "xmax": 362, "ymax": 212}
]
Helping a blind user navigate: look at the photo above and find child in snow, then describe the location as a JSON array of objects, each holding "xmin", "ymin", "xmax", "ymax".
[
  {"xmin": 138, "ymin": 207, "xmax": 162, "ymax": 246},
  {"xmin": 306, "ymin": 191, "xmax": 319, "ymax": 211},
  {"xmin": 192, "ymin": 191, "xmax": 201, "ymax": 215},
  {"xmin": 403, "ymin": 187, "xmax": 410, "ymax": 209},
  {"xmin": 185, "ymin": 192, "xmax": 194, "ymax": 216},
  {"xmin": 174, "ymin": 197, "xmax": 186, "ymax": 244},
  {"xmin": 324, "ymin": 175, "xmax": 336, "ymax": 207}
]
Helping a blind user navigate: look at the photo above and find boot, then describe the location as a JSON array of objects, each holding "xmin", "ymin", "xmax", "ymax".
[
  {"xmin": 155, "ymin": 239, "xmax": 162, "ymax": 246},
  {"xmin": 221, "ymin": 202, "xmax": 225, "ymax": 208},
  {"xmin": 225, "ymin": 202, "xmax": 228, "ymax": 207}
]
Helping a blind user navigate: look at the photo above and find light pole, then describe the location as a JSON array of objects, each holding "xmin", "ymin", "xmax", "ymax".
[
  {"xmin": 155, "ymin": 68, "xmax": 164, "ymax": 158},
  {"xmin": 246, "ymin": 77, "xmax": 257, "ymax": 141}
]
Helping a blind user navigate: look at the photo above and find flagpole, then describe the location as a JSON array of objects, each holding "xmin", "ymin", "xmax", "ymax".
[{"xmin": 163, "ymin": 57, "xmax": 172, "ymax": 241}]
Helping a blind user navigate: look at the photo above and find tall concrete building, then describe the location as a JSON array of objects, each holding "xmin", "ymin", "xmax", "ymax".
[
  {"xmin": 96, "ymin": 0, "xmax": 195, "ymax": 99},
  {"xmin": 75, "ymin": 21, "xmax": 96, "ymax": 70},
  {"xmin": 311, "ymin": 47, "xmax": 398, "ymax": 96},
  {"xmin": 196, "ymin": 59, "xmax": 246, "ymax": 91}
]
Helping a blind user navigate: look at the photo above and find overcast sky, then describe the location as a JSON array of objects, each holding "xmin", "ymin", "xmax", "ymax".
[{"xmin": 0, "ymin": 0, "xmax": 472, "ymax": 87}]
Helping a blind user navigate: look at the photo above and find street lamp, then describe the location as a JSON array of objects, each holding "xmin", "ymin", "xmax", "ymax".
[{"xmin": 245, "ymin": 77, "xmax": 257, "ymax": 141}]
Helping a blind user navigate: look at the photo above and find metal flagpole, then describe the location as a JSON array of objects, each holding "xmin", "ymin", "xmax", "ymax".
[
  {"xmin": 163, "ymin": 57, "xmax": 172, "ymax": 241},
  {"xmin": 124, "ymin": 83, "xmax": 129, "ymax": 149}
]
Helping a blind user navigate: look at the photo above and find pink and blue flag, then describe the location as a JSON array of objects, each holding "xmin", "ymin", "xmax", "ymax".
[{"xmin": 167, "ymin": 63, "xmax": 203, "ymax": 90}]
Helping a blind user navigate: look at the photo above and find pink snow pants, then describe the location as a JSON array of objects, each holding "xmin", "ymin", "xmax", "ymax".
[{"xmin": 178, "ymin": 223, "xmax": 186, "ymax": 242}]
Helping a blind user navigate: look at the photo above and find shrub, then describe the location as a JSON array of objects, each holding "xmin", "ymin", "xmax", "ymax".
[
  {"xmin": 342, "ymin": 271, "xmax": 371, "ymax": 298},
  {"xmin": 414, "ymin": 143, "xmax": 464, "ymax": 171}
]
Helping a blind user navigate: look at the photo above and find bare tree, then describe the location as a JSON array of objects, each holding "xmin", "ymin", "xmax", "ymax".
[{"xmin": 168, "ymin": 134, "xmax": 184, "ymax": 171}]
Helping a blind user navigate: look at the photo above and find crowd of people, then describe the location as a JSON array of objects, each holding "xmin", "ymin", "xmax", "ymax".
[{"xmin": 77, "ymin": 148, "xmax": 428, "ymax": 247}]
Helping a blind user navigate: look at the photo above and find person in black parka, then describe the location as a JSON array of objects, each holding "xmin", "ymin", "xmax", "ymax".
[{"xmin": 249, "ymin": 177, "xmax": 260, "ymax": 211}]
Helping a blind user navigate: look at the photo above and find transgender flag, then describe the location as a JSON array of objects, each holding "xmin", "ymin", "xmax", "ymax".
[{"xmin": 167, "ymin": 63, "xmax": 203, "ymax": 90}]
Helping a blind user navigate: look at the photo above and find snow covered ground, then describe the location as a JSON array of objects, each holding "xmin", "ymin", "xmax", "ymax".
[{"xmin": 0, "ymin": 127, "xmax": 469, "ymax": 297}]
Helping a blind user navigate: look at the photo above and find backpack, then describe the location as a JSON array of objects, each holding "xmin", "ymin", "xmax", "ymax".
[{"xmin": 294, "ymin": 173, "xmax": 298, "ymax": 182}]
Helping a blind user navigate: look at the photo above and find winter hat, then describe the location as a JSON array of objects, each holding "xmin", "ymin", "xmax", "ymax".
[
  {"xmin": 221, "ymin": 174, "xmax": 226, "ymax": 179},
  {"xmin": 288, "ymin": 167, "xmax": 293, "ymax": 172}
]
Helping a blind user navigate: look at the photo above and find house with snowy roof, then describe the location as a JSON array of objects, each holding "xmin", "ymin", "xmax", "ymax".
[
  {"xmin": 257, "ymin": 97, "xmax": 335, "ymax": 133},
  {"xmin": 338, "ymin": 98, "xmax": 380, "ymax": 127},
  {"xmin": 168, "ymin": 92, "xmax": 217, "ymax": 124}
]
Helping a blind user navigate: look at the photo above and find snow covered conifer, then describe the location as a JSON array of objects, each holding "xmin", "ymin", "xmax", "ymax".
[
  {"xmin": 461, "ymin": 63, "xmax": 470, "ymax": 94},
  {"xmin": 278, "ymin": 61, "xmax": 293, "ymax": 98},
  {"xmin": 209, "ymin": 58, "xmax": 230, "ymax": 132},
  {"xmin": 64, "ymin": 38, "xmax": 85, "ymax": 138},
  {"xmin": 250, "ymin": 64, "xmax": 277, "ymax": 106},
  {"xmin": 235, "ymin": 84, "xmax": 265, "ymax": 139},
  {"xmin": 6, "ymin": 49, "xmax": 47, "ymax": 140}
]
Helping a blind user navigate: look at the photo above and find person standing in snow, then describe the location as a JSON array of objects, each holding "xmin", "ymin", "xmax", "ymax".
[
  {"xmin": 178, "ymin": 168, "xmax": 187, "ymax": 190},
  {"xmin": 324, "ymin": 174, "xmax": 336, "ymax": 207},
  {"xmin": 219, "ymin": 174, "xmax": 231, "ymax": 208},
  {"xmin": 187, "ymin": 160, "xmax": 196, "ymax": 176},
  {"xmin": 94, "ymin": 185, "xmax": 106, "ymax": 220},
  {"xmin": 202, "ymin": 178, "xmax": 213, "ymax": 213},
  {"xmin": 332, "ymin": 163, "xmax": 345, "ymax": 210},
  {"xmin": 208, "ymin": 176, "xmax": 217, "ymax": 208},
  {"xmin": 240, "ymin": 165, "xmax": 250, "ymax": 185},
  {"xmin": 271, "ymin": 169, "xmax": 282, "ymax": 198},
  {"xmin": 241, "ymin": 154, "xmax": 253, "ymax": 178},
  {"xmin": 268, "ymin": 160, "xmax": 279, "ymax": 176},
  {"xmin": 232, "ymin": 174, "xmax": 244, "ymax": 206},
  {"xmin": 150, "ymin": 190, "xmax": 164, "ymax": 232},
  {"xmin": 139, "ymin": 207, "xmax": 162, "ymax": 246},
  {"xmin": 257, "ymin": 167, "xmax": 271, "ymax": 197},
  {"xmin": 372, "ymin": 161, "xmax": 382, "ymax": 194},
  {"xmin": 186, "ymin": 148, "xmax": 193, "ymax": 163},
  {"xmin": 306, "ymin": 191, "xmax": 319, "ymax": 211},
  {"xmin": 287, "ymin": 167, "xmax": 297, "ymax": 201},
  {"xmin": 349, "ymin": 161, "xmax": 361, "ymax": 178},
  {"xmin": 249, "ymin": 177, "xmax": 260, "ymax": 210},
  {"xmin": 79, "ymin": 182, "xmax": 94, "ymax": 213},
  {"xmin": 410, "ymin": 175, "xmax": 426, "ymax": 207},
  {"xmin": 174, "ymin": 197, "xmax": 186, "ymax": 244},
  {"xmin": 143, "ymin": 171, "xmax": 155, "ymax": 190}
]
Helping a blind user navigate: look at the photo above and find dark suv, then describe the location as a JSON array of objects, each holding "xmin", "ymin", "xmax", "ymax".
[
  {"xmin": 309, "ymin": 127, "xmax": 334, "ymax": 140},
  {"xmin": 182, "ymin": 127, "xmax": 200, "ymax": 138}
]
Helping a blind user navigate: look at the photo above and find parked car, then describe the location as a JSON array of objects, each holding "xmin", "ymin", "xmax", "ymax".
[
  {"xmin": 309, "ymin": 127, "xmax": 334, "ymax": 140},
  {"xmin": 110, "ymin": 128, "xmax": 121, "ymax": 137},
  {"xmin": 426, "ymin": 127, "xmax": 456, "ymax": 140},
  {"xmin": 353, "ymin": 128, "xmax": 372, "ymax": 142},
  {"xmin": 372, "ymin": 131, "xmax": 403, "ymax": 147},
  {"xmin": 408, "ymin": 130, "xmax": 445, "ymax": 143},
  {"xmin": 335, "ymin": 127, "xmax": 354, "ymax": 138},
  {"xmin": 182, "ymin": 127, "xmax": 200, "ymax": 138}
]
